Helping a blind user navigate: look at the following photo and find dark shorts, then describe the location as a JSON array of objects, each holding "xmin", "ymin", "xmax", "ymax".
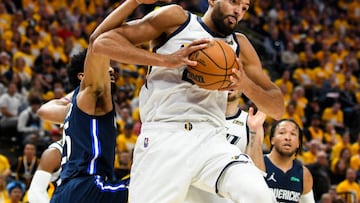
[{"xmin": 50, "ymin": 175, "xmax": 128, "ymax": 203}]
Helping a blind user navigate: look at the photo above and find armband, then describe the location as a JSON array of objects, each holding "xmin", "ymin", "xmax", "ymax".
[{"xmin": 300, "ymin": 190, "xmax": 315, "ymax": 203}]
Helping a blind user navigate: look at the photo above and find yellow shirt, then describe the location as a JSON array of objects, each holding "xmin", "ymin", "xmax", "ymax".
[
  {"xmin": 321, "ymin": 108, "xmax": 344, "ymax": 126},
  {"xmin": 350, "ymin": 155, "xmax": 360, "ymax": 171},
  {"xmin": 0, "ymin": 189, "xmax": 9, "ymax": 202},
  {"xmin": 0, "ymin": 154, "xmax": 10, "ymax": 174},
  {"xmin": 116, "ymin": 134, "xmax": 138, "ymax": 153},
  {"xmin": 336, "ymin": 180, "xmax": 360, "ymax": 202}
]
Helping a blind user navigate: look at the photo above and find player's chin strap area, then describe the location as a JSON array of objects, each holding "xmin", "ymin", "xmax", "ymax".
[{"xmin": 215, "ymin": 153, "xmax": 250, "ymax": 197}]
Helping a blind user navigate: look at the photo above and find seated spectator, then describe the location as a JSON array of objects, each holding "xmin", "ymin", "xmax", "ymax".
[
  {"xmin": 330, "ymin": 147, "xmax": 351, "ymax": 185},
  {"xmin": 10, "ymin": 142, "xmax": 39, "ymax": 189},
  {"xmin": 5, "ymin": 180, "xmax": 26, "ymax": 203},
  {"xmin": 116, "ymin": 122, "xmax": 137, "ymax": 153},
  {"xmin": 307, "ymin": 151, "xmax": 332, "ymax": 202},
  {"xmin": 0, "ymin": 82, "xmax": 21, "ymax": 144},
  {"xmin": 17, "ymin": 96, "xmax": 45, "ymax": 148},
  {"xmin": 336, "ymin": 168, "xmax": 360, "ymax": 203},
  {"xmin": 322, "ymin": 101, "xmax": 344, "ymax": 129}
]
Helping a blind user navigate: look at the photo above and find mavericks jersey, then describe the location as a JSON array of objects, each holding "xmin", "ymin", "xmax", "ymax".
[
  {"xmin": 139, "ymin": 12, "xmax": 240, "ymax": 127},
  {"xmin": 60, "ymin": 87, "xmax": 117, "ymax": 182},
  {"xmin": 225, "ymin": 108, "xmax": 249, "ymax": 153},
  {"xmin": 264, "ymin": 155, "xmax": 303, "ymax": 203}
]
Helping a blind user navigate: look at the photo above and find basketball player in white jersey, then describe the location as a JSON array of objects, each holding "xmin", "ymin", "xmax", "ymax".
[
  {"xmin": 90, "ymin": 0, "xmax": 283, "ymax": 202},
  {"xmin": 185, "ymin": 89, "xmax": 268, "ymax": 203}
]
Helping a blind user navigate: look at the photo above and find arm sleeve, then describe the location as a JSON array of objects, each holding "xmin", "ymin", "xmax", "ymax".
[
  {"xmin": 299, "ymin": 190, "xmax": 315, "ymax": 203},
  {"xmin": 28, "ymin": 170, "xmax": 52, "ymax": 203}
]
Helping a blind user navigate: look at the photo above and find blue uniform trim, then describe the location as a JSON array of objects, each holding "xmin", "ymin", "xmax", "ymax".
[{"xmin": 88, "ymin": 119, "xmax": 100, "ymax": 174}]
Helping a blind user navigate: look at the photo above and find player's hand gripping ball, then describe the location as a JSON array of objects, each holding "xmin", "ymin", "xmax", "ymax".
[{"xmin": 187, "ymin": 38, "xmax": 238, "ymax": 90}]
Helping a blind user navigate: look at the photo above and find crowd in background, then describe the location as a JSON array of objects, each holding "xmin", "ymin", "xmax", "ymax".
[{"xmin": 0, "ymin": 0, "xmax": 359, "ymax": 202}]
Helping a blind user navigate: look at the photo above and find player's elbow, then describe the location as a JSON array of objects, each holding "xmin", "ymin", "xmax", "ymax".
[
  {"xmin": 36, "ymin": 107, "xmax": 46, "ymax": 120},
  {"xmin": 89, "ymin": 33, "xmax": 110, "ymax": 55},
  {"xmin": 273, "ymin": 106, "xmax": 285, "ymax": 120}
]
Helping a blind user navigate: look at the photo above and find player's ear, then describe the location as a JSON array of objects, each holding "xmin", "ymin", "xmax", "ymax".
[
  {"xmin": 208, "ymin": 0, "xmax": 216, "ymax": 6},
  {"xmin": 77, "ymin": 73, "xmax": 84, "ymax": 80}
]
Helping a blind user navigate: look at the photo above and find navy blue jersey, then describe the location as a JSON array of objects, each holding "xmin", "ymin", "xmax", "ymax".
[
  {"xmin": 264, "ymin": 155, "xmax": 303, "ymax": 203},
  {"xmin": 60, "ymin": 87, "xmax": 117, "ymax": 181}
]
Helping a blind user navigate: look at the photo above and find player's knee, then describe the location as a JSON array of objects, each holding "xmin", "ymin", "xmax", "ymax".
[{"xmin": 217, "ymin": 163, "xmax": 275, "ymax": 203}]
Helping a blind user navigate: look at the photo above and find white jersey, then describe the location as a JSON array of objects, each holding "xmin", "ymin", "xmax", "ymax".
[
  {"xmin": 139, "ymin": 12, "xmax": 240, "ymax": 127},
  {"xmin": 225, "ymin": 108, "xmax": 249, "ymax": 153},
  {"xmin": 185, "ymin": 108, "xmax": 249, "ymax": 203},
  {"xmin": 48, "ymin": 140, "xmax": 63, "ymax": 185}
]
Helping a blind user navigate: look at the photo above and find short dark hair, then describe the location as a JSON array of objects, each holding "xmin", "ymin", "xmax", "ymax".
[
  {"xmin": 67, "ymin": 49, "xmax": 87, "ymax": 89},
  {"xmin": 269, "ymin": 119, "xmax": 303, "ymax": 155}
]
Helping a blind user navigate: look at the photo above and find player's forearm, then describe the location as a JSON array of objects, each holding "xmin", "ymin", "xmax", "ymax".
[
  {"xmin": 245, "ymin": 130, "xmax": 265, "ymax": 171},
  {"xmin": 241, "ymin": 78, "xmax": 284, "ymax": 120},
  {"xmin": 90, "ymin": 0, "xmax": 140, "ymax": 41},
  {"xmin": 28, "ymin": 170, "xmax": 52, "ymax": 203},
  {"xmin": 92, "ymin": 33, "xmax": 166, "ymax": 66}
]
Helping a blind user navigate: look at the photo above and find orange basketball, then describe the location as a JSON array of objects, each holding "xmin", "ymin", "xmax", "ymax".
[{"xmin": 187, "ymin": 38, "xmax": 238, "ymax": 90}]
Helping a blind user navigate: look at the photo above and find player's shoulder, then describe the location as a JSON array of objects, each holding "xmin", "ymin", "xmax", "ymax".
[
  {"xmin": 152, "ymin": 4, "xmax": 188, "ymax": 22},
  {"xmin": 234, "ymin": 32, "xmax": 249, "ymax": 41}
]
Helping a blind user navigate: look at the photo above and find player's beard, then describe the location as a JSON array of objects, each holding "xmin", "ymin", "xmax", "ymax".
[
  {"xmin": 274, "ymin": 145, "xmax": 297, "ymax": 158},
  {"xmin": 211, "ymin": 5, "xmax": 236, "ymax": 36}
]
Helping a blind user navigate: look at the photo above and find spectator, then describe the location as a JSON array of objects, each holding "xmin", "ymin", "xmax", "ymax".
[
  {"xmin": 330, "ymin": 147, "xmax": 351, "ymax": 185},
  {"xmin": 116, "ymin": 122, "xmax": 137, "ymax": 153},
  {"xmin": 5, "ymin": 180, "xmax": 25, "ymax": 203},
  {"xmin": 321, "ymin": 101, "xmax": 344, "ymax": 129},
  {"xmin": 336, "ymin": 168, "xmax": 360, "ymax": 203},
  {"xmin": 17, "ymin": 96, "xmax": 45, "ymax": 149},
  {"xmin": 10, "ymin": 142, "xmax": 39, "ymax": 189},
  {"xmin": 307, "ymin": 151, "xmax": 332, "ymax": 202},
  {"xmin": 0, "ymin": 82, "xmax": 21, "ymax": 144}
]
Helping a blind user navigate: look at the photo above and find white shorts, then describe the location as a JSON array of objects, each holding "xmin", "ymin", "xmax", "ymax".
[{"xmin": 130, "ymin": 122, "xmax": 274, "ymax": 203}]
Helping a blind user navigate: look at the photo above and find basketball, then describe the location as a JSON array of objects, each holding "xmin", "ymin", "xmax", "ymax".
[{"xmin": 187, "ymin": 38, "xmax": 238, "ymax": 90}]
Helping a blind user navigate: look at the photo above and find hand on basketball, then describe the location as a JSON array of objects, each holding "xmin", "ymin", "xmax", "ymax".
[
  {"xmin": 165, "ymin": 38, "xmax": 211, "ymax": 68},
  {"xmin": 219, "ymin": 58, "xmax": 245, "ymax": 91}
]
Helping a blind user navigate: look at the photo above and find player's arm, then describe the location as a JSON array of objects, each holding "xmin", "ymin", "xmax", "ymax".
[
  {"xmin": 76, "ymin": 43, "xmax": 112, "ymax": 115},
  {"xmin": 37, "ymin": 91, "xmax": 74, "ymax": 124},
  {"xmin": 92, "ymin": 2, "xmax": 208, "ymax": 68},
  {"xmin": 37, "ymin": 98, "xmax": 71, "ymax": 124},
  {"xmin": 299, "ymin": 166, "xmax": 315, "ymax": 203},
  {"xmin": 232, "ymin": 33, "xmax": 284, "ymax": 120},
  {"xmin": 245, "ymin": 107, "xmax": 266, "ymax": 172},
  {"xmin": 28, "ymin": 148, "xmax": 62, "ymax": 203}
]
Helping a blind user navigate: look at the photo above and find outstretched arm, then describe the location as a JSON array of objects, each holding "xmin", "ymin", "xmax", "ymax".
[{"xmin": 245, "ymin": 107, "xmax": 266, "ymax": 172}]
